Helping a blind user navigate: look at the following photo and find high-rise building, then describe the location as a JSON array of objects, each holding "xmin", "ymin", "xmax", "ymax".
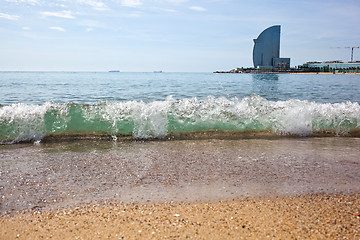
[{"xmin": 253, "ymin": 25, "xmax": 290, "ymax": 69}]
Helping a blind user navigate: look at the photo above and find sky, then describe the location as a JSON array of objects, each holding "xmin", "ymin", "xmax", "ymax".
[{"xmin": 1, "ymin": 0, "xmax": 360, "ymax": 72}]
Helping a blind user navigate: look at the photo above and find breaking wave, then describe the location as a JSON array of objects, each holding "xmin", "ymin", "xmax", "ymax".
[{"xmin": 1, "ymin": 95, "xmax": 360, "ymax": 144}]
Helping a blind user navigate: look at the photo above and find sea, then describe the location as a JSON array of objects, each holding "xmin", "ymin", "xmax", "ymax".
[
  {"xmin": 0, "ymin": 72, "xmax": 359, "ymax": 143},
  {"xmin": 1, "ymin": 72, "xmax": 360, "ymax": 213}
]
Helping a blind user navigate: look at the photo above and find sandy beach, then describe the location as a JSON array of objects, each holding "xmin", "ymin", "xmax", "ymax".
[
  {"xmin": 1, "ymin": 194, "xmax": 360, "ymax": 239},
  {"xmin": 1, "ymin": 138, "xmax": 360, "ymax": 239}
]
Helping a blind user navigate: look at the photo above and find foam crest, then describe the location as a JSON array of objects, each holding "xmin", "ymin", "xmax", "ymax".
[
  {"xmin": 96, "ymin": 100, "xmax": 171, "ymax": 138},
  {"xmin": 1, "ymin": 95, "xmax": 359, "ymax": 144},
  {"xmin": 167, "ymin": 95, "xmax": 360, "ymax": 135},
  {"xmin": 0, "ymin": 102, "xmax": 68, "ymax": 144}
]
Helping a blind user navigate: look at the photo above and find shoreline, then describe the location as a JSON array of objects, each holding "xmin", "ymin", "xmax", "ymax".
[
  {"xmin": 1, "ymin": 138, "xmax": 359, "ymax": 213},
  {"xmin": 289, "ymin": 72, "xmax": 360, "ymax": 75},
  {"xmin": 7, "ymin": 129, "xmax": 360, "ymax": 145},
  {"xmin": 214, "ymin": 71, "xmax": 360, "ymax": 75},
  {"xmin": 1, "ymin": 194, "xmax": 359, "ymax": 239},
  {"xmin": 1, "ymin": 137, "xmax": 360, "ymax": 238}
]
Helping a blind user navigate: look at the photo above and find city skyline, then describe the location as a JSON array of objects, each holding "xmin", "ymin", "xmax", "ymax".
[{"xmin": 1, "ymin": 0, "xmax": 360, "ymax": 72}]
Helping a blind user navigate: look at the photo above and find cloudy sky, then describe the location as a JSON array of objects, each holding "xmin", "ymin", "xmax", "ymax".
[{"xmin": 1, "ymin": 0, "xmax": 360, "ymax": 71}]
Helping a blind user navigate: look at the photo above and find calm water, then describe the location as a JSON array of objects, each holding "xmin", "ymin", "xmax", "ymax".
[
  {"xmin": 0, "ymin": 72, "xmax": 360, "ymax": 143},
  {"xmin": 0, "ymin": 72, "xmax": 359, "ymax": 104}
]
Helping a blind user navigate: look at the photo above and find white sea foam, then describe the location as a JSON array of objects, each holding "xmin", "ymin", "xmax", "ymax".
[
  {"xmin": 0, "ymin": 102, "xmax": 68, "ymax": 144},
  {"xmin": 96, "ymin": 99, "xmax": 171, "ymax": 138},
  {"xmin": 1, "ymin": 95, "xmax": 360, "ymax": 144},
  {"xmin": 168, "ymin": 95, "xmax": 360, "ymax": 135},
  {"xmin": 0, "ymin": 103, "xmax": 48, "ymax": 144}
]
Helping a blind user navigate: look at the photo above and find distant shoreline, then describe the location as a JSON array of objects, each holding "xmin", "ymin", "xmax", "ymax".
[
  {"xmin": 288, "ymin": 72, "xmax": 360, "ymax": 75},
  {"xmin": 214, "ymin": 71, "xmax": 360, "ymax": 75}
]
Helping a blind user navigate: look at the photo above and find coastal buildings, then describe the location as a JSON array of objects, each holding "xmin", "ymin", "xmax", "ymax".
[
  {"xmin": 301, "ymin": 61, "xmax": 360, "ymax": 69},
  {"xmin": 215, "ymin": 25, "xmax": 360, "ymax": 73},
  {"xmin": 253, "ymin": 25, "xmax": 290, "ymax": 69},
  {"xmin": 299, "ymin": 61, "xmax": 360, "ymax": 73}
]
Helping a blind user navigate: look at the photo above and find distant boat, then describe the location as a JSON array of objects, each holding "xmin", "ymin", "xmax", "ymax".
[
  {"xmin": 153, "ymin": 70, "xmax": 162, "ymax": 73},
  {"xmin": 109, "ymin": 70, "xmax": 120, "ymax": 72}
]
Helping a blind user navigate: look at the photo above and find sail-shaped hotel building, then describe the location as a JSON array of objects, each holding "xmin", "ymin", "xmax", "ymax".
[{"xmin": 253, "ymin": 25, "xmax": 290, "ymax": 69}]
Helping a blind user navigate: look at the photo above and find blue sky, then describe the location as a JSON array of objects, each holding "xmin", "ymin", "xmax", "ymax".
[{"xmin": 1, "ymin": 0, "xmax": 360, "ymax": 71}]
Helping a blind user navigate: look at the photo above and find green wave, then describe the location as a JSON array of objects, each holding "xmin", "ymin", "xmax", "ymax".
[{"xmin": 1, "ymin": 95, "xmax": 360, "ymax": 144}]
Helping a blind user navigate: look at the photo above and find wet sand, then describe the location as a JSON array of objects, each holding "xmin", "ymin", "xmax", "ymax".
[{"xmin": 1, "ymin": 138, "xmax": 360, "ymax": 238}]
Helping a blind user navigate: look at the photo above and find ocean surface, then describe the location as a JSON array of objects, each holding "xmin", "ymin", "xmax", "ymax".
[
  {"xmin": 0, "ymin": 72, "xmax": 360, "ymax": 144},
  {"xmin": 1, "ymin": 71, "xmax": 360, "ymax": 213}
]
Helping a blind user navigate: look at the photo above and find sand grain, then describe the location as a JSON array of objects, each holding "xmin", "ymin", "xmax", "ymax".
[{"xmin": 1, "ymin": 194, "xmax": 359, "ymax": 239}]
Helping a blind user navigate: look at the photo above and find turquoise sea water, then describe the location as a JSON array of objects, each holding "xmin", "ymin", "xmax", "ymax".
[{"xmin": 1, "ymin": 72, "xmax": 360, "ymax": 144}]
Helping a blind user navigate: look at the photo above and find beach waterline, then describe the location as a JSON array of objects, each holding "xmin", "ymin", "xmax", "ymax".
[{"xmin": 1, "ymin": 137, "xmax": 359, "ymax": 215}]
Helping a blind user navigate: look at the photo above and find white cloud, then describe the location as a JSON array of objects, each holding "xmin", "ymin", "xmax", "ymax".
[
  {"xmin": 157, "ymin": 0, "xmax": 189, "ymax": 4},
  {"xmin": 0, "ymin": 13, "xmax": 20, "ymax": 20},
  {"xmin": 55, "ymin": 3, "xmax": 67, "ymax": 8},
  {"xmin": 189, "ymin": 6, "xmax": 206, "ymax": 12},
  {"xmin": 49, "ymin": 26, "xmax": 66, "ymax": 32},
  {"xmin": 161, "ymin": 8, "xmax": 177, "ymax": 13},
  {"xmin": 119, "ymin": 0, "xmax": 142, "ymax": 7},
  {"xmin": 21, "ymin": 32, "xmax": 52, "ymax": 39},
  {"xmin": 76, "ymin": 0, "xmax": 109, "ymax": 11},
  {"xmin": 78, "ymin": 19, "xmax": 107, "ymax": 30},
  {"xmin": 125, "ymin": 11, "xmax": 142, "ymax": 17},
  {"xmin": 5, "ymin": 0, "xmax": 39, "ymax": 5},
  {"xmin": 40, "ymin": 10, "xmax": 75, "ymax": 19}
]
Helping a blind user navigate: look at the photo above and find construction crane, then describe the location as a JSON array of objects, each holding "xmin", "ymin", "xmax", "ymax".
[{"xmin": 344, "ymin": 46, "xmax": 360, "ymax": 62}]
